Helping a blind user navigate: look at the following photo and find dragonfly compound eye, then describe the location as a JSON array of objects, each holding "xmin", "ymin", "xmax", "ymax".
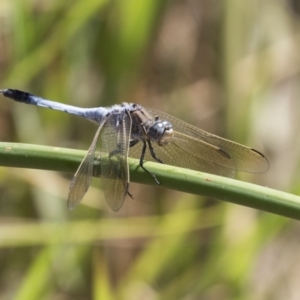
[
  {"xmin": 148, "ymin": 119, "xmax": 173, "ymax": 144},
  {"xmin": 148, "ymin": 122, "xmax": 164, "ymax": 140},
  {"xmin": 158, "ymin": 121, "xmax": 174, "ymax": 146}
]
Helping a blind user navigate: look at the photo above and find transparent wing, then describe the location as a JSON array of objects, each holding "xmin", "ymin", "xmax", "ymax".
[
  {"xmin": 143, "ymin": 108, "xmax": 269, "ymax": 174},
  {"xmin": 130, "ymin": 131, "xmax": 236, "ymax": 177},
  {"xmin": 100, "ymin": 111, "xmax": 131, "ymax": 212},
  {"xmin": 68, "ymin": 123, "xmax": 104, "ymax": 210}
]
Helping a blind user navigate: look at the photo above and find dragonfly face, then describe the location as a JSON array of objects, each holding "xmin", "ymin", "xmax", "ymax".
[
  {"xmin": 146, "ymin": 118, "xmax": 174, "ymax": 146},
  {"xmin": 130, "ymin": 108, "xmax": 174, "ymax": 146},
  {"xmin": 0, "ymin": 89, "xmax": 269, "ymax": 212}
]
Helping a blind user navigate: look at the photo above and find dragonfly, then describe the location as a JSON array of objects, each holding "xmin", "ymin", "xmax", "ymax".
[{"xmin": 0, "ymin": 89, "xmax": 269, "ymax": 212}]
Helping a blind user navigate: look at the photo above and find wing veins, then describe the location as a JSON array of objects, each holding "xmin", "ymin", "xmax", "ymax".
[{"xmin": 68, "ymin": 120, "xmax": 106, "ymax": 210}]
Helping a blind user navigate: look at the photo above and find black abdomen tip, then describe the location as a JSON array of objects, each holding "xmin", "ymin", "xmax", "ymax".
[{"xmin": 0, "ymin": 89, "xmax": 32, "ymax": 103}]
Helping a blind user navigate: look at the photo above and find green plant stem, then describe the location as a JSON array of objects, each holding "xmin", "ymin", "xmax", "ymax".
[{"xmin": 0, "ymin": 142, "xmax": 299, "ymax": 220}]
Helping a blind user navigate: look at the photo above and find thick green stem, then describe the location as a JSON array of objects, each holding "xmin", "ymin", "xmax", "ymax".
[{"xmin": 0, "ymin": 142, "xmax": 299, "ymax": 219}]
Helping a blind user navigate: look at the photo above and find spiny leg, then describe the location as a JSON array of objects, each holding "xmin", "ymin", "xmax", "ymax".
[
  {"xmin": 147, "ymin": 140, "xmax": 163, "ymax": 163},
  {"xmin": 139, "ymin": 140, "xmax": 160, "ymax": 184},
  {"xmin": 125, "ymin": 182, "xmax": 133, "ymax": 199}
]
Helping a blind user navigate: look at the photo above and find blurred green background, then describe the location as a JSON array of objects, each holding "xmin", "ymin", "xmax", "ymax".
[{"xmin": 0, "ymin": 0, "xmax": 300, "ymax": 299}]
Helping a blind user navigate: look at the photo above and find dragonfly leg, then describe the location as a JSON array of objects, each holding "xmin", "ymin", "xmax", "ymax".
[
  {"xmin": 129, "ymin": 139, "xmax": 139, "ymax": 147},
  {"xmin": 108, "ymin": 148, "xmax": 121, "ymax": 158},
  {"xmin": 122, "ymin": 181, "xmax": 133, "ymax": 198},
  {"xmin": 147, "ymin": 140, "xmax": 163, "ymax": 163},
  {"xmin": 139, "ymin": 122, "xmax": 162, "ymax": 163},
  {"xmin": 140, "ymin": 141, "xmax": 160, "ymax": 185},
  {"xmin": 127, "ymin": 189, "xmax": 134, "ymax": 199}
]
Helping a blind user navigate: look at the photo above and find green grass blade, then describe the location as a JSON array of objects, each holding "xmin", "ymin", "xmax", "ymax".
[{"xmin": 0, "ymin": 142, "xmax": 299, "ymax": 220}]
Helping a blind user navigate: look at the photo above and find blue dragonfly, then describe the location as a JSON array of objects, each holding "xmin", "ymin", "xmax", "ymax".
[{"xmin": 0, "ymin": 89, "xmax": 269, "ymax": 211}]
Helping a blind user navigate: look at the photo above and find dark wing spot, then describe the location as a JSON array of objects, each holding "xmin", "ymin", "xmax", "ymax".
[
  {"xmin": 216, "ymin": 148, "xmax": 231, "ymax": 159},
  {"xmin": 250, "ymin": 148, "xmax": 267, "ymax": 158}
]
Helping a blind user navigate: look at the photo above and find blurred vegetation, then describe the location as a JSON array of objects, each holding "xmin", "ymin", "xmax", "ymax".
[{"xmin": 0, "ymin": 0, "xmax": 300, "ymax": 299}]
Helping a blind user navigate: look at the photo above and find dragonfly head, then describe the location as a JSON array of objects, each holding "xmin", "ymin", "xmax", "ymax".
[{"xmin": 148, "ymin": 119, "xmax": 174, "ymax": 146}]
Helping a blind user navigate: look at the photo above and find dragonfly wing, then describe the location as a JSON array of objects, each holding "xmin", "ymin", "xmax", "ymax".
[
  {"xmin": 129, "ymin": 131, "xmax": 236, "ymax": 177},
  {"xmin": 100, "ymin": 111, "xmax": 131, "ymax": 212},
  {"xmin": 145, "ymin": 108, "xmax": 269, "ymax": 173},
  {"xmin": 68, "ymin": 123, "xmax": 104, "ymax": 210}
]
